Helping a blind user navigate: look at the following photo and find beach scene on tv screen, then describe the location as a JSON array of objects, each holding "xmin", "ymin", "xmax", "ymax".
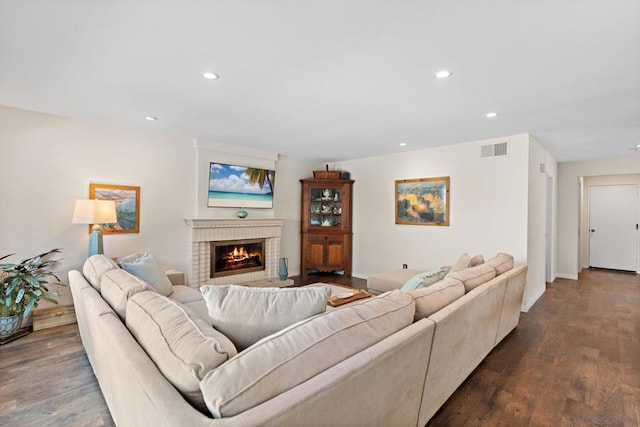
[{"xmin": 208, "ymin": 162, "xmax": 275, "ymax": 208}]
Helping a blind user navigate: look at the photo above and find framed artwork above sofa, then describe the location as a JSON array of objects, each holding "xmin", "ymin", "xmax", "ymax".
[{"xmin": 395, "ymin": 176, "xmax": 450, "ymax": 226}]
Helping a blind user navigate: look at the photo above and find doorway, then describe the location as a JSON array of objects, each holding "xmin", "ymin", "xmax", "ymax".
[{"xmin": 588, "ymin": 184, "xmax": 638, "ymax": 271}]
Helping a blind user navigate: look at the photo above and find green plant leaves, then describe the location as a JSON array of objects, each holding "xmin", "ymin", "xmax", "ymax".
[{"xmin": 0, "ymin": 248, "xmax": 62, "ymax": 318}]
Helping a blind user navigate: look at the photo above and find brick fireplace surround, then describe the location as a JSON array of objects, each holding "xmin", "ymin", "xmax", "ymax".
[{"xmin": 185, "ymin": 218, "xmax": 284, "ymax": 287}]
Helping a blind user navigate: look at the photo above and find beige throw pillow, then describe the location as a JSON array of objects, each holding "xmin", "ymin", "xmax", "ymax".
[
  {"xmin": 199, "ymin": 290, "xmax": 415, "ymax": 418},
  {"xmin": 470, "ymin": 254, "xmax": 485, "ymax": 267},
  {"xmin": 200, "ymin": 285, "xmax": 332, "ymax": 351},
  {"xmin": 487, "ymin": 253, "xmax": 515, "ymax": 275},
  {"xmin": 445, "ymin": 253, "xmax": 471, "ymax": 278}
]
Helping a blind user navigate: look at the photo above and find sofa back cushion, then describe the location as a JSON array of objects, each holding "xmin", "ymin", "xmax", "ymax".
[
  {"xmin": 200, "ymin": 284, "xmax": 332, "ymax": 351},
  {"xmin": 126, "ymin": 291, "xmax": 237, "ymax": 412},
  {"xmin": 487, "ymin": 253, "xmax": 514, "ymax": 275},
  {"xmin": 447, "ymin": 263, "xmax": 497, "ymax": 293},
  {"xmin": 407, "ymin": 277, "xmax": 465, "ymax": 322},
  {"xmin": 101, "ymin": 269, "xmax": 153, "ymax": 320},
  {"xmin": 82, "ymin": 254, "xmax": 118, "ymax": 291},
  {"xmin": 408, "ymin": 278, "xmax": 465, "ymax": 320},
  {"xmin": 199, "ymin": 290, "xmax": 415, "ymax": 418}
]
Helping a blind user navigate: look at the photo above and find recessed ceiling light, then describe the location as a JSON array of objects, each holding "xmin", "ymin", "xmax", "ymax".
[
  {"xmin": 145, "ymin": 116, "xmax": 158, "ymax": 121},
  {"xmin": 635, "ymin": 144, "xmax": 640, "ymax": 151},
  {"xmin": 435, "ymin": 70, "xmax": 452, "ymax": 79},
  {"xmin": 485, "ymin": 112, "xmax": 498, "ymax": 119},
  {"xmin": 399, "ymin": 142, "xmax": 408, "ymax": 147},
  {"xmin": 203, "ymin": 72, "xmax": 219, "ymax": 80}
]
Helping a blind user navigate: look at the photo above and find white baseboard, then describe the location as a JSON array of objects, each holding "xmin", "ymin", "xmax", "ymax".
[
  {"xmin": 352, "ymin": 272, "xmax": 368, "ymax": 280},
  {"xmin": 555, "ymin": 272, "xmax": 578, "ymax": 280},
  {"xmin": 521, "ymin": 286, "xmax": 546, "ymax": 313}
]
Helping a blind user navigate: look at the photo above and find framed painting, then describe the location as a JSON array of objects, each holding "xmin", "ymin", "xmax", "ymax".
[
  {"xmin": 89, "ymin": 183, "xmax": 140, "ymax": 233},
  {"xmin": 207, "ymin": 162, "xmax": 275, "ymax": 208},
  {"xmin": 395, "ymin": 176, "xmax": 450, "ymax": 226}
]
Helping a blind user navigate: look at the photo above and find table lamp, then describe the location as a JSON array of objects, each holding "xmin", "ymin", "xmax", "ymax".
[{"xmin": 72, "ymin": 199, "xmax": 118, "ymax": 256}]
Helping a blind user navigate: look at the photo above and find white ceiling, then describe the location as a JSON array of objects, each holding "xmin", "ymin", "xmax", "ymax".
[{"xmin": 1, "ymin": 1, "xmax": 639, "ymax": 163}]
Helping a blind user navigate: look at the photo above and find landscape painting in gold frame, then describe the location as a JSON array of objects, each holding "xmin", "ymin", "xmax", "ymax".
[
  {"xmin": 395, "ymin": 176, "xmax": 450, "ymax": 226},
  {"xmin": 89, "ymin": 183, "xmax": 140, "ymax": 233}
]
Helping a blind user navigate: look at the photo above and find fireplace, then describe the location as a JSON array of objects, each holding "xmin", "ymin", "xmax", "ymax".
[
  {"xmin": 185, "ymin": 218, "xmax": 284, "ymax": 287},
  {"xmin": 211, "ymin": 238, "xmax": 265, "ymax": 278}
]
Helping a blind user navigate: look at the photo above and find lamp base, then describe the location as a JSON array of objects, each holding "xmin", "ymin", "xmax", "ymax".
[{"xmin": 88, "ymin": 225, "xmax": 104, "ymax": 257}]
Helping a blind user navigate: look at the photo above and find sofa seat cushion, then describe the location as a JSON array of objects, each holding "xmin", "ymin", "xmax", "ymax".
[
  {"xmin": 408, "ymin": 278, "xmax": 465, "ymax": 320},
  {"xmin": 126, "ymin": 291, "xmax": 237, "ymax": 412},
  {"xmin": 401, "ymin": 269, "xmax": 449, "ymax": 291},
  {"xmin": 199, "ymin": 290, "xmax": 415, "ymax": 418},
  {"xmin": 447, "ymin": 263, "xmax": 497, "ymax": 292},
  {"xmin": 169, "ymin": 285, "xmax": 203, "ymax": 304},
  {"xmin": 82, "ymin": 254, "xmax": 118, "ymax": 291},
  {"xmin": 367, "ymin": 269, "xmax": 424, "ymax": 293},
  {"xmin": 200, "ymin": 285, "xmax": 331, "ymax": 351},
  {"xmin": 118, "ymin": 252, "xmax": 174, "ymax": 296},
  {"xmin": 100, "ymin": 268, "xmax": 153, "ymax": 320},
  {"xmin": 487, "ymin": 253, "xmax": 514, "ymax": 275}
]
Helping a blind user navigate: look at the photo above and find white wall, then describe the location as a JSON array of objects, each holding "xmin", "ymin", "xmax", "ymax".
[
  {"xmin": 274, "ymin": 156, "xmax": 323, "ymax": 276},
  {"xmin": 557, "ymin": 157, "xmax": 640, "ymax": 278},
  {"xmin": 526, "ymin": 136, "xmax": 557, "ymax": 310},
  {"xmin": 0, "ymin": 106, "xmax": 313, "ymax": 282},
  {"xmin": 336, "ymin": 134, "xmax": 531, "ymax": 280}
]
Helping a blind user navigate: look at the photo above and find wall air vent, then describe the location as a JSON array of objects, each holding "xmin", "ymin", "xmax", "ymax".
[{"xmin": 480, "ymin": 142, "xmax": 509, "ymax": 158}]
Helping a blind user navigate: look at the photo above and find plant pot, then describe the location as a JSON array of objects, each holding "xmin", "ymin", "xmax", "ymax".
[{"xmin": 0, "ymin": 315, "xmax": 21, "ymax": 338}]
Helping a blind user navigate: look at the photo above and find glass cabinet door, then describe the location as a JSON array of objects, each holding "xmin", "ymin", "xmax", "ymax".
[{"xmin": 309, "ymin": 187, "xmax": 343, "ymax": 227}]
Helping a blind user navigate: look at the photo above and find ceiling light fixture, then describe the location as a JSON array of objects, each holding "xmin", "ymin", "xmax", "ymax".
[
  {"xmin": 399, "ymin": 142, "xmax": 408, "ymax": 147},
  {"xmin": 203, "ymin": 72, "xmax": 219, "ymax": 80},
  {"xmin": 435, "ymin": 70, "xmax": 452, "ymax": 79},
  {"xmin": 145, "ymin": 116, "xmax": 158, "ymax": 121},
  {"xmin": 635, "ymin": 144, "xmax": 640, "ymax": 151},
  {"xmin": 486, "ymin": 112, "xmax": 498, "ymax": 119}
]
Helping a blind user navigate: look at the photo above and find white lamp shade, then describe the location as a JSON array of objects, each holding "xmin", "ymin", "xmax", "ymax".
[{"xmin": 72, "ymin": 199, "xmax": 118, "ymax": 224}]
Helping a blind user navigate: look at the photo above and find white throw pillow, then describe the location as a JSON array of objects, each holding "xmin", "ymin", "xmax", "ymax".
[
  {"xmin": 118, "ymin": 252, "xmax": 174, "ymax": 296},
  {"xmin": 200, "ymin": 284, "xmax": 331, "ymax": 351},
  {"xmin": 400, "ymin": 269, "xmax": 448, "ymax": 291}
]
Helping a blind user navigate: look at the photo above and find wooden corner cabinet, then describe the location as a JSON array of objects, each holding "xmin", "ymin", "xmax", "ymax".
[{"xmin": 300, "ymin": 179, "xmax": 354, "ymax": 277}]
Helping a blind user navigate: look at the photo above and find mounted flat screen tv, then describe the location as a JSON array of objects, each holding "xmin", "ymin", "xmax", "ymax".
[{"xmin": 208, "ymin": 162, "xmax": 275, "ymax": 208}]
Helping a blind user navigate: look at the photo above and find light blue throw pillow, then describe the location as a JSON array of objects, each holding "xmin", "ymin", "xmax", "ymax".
[
  {"xmin": 401, "ymin": 269, "xmax": 448, "ymax": 291},
  {"xmin": 119, "ymin": 252, "xmax": 174, "ymax": 296}
]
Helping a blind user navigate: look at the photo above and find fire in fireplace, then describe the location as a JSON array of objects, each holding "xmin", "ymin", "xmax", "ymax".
[{"xmin": 210, "ymin": 238, "xmax": 265, "ymax": 278}]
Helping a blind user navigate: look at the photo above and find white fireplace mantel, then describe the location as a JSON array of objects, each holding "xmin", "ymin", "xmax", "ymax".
[
  {"xmin": 185, "ymin": 218, "xmax": 284, "ymax": 231},
  {"xmin": 185, "ymin": 218, "xmax": 284, "ymax": 287}
]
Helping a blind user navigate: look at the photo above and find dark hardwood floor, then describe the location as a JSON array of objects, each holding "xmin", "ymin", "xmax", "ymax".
[
  {"xmin": 1, "ymin": 270, "xmax": 637, "ymax": 426},
  {"xmin": 428, "ymin": 269, "xmax": 640, "ymax": 427}
]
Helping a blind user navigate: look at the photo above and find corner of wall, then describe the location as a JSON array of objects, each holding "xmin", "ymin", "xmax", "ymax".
[{"xmin": 521, "ymin": 285, "xmax": 546, "ymax": 312}]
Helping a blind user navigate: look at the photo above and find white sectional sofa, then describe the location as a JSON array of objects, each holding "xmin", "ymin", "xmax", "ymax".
[{"xmin": 69, "ymin": 253, "xmax": 526, "ymax": 426}]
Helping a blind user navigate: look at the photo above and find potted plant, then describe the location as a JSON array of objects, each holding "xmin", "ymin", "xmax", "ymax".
[{"xmin": 0, "ymin": 248, "xmax": 62, "ymax": 338}]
